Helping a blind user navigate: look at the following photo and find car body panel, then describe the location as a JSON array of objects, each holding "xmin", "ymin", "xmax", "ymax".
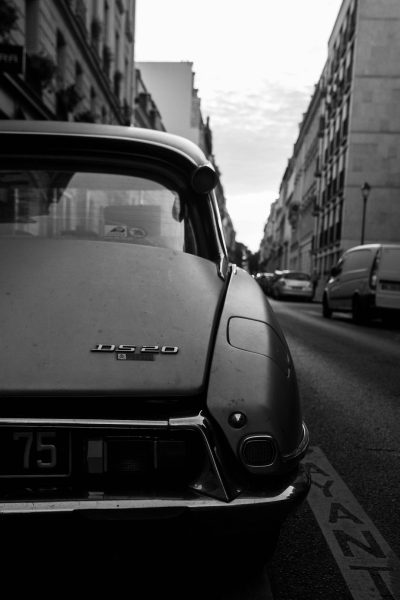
[
  {"xmin": 0, "ymin": 239, "xmax": 223, "ymax": 395},
  {"xmin": 207, "ymin": 267, "xmax": 303, "ymax": 462},
  {"xmin": 327, "ymin": 246, "xmax": 376, "ymax": 311},
  {"xmin": 376, "ymin": 245, "xmax": 400, "ymax": 310},
  {"xmin": 0, "ymin": 122, "xmax": 309, "ymax": 550}
]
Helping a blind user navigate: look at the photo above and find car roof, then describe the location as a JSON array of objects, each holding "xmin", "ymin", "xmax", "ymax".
[
  {"xmin": 276, "ymin": 270, "xmax": 310, "ymax": 278},
  {"xmin": 344, "ymin": 243, "xmax": 400, "ymax": 253},
  {"xmin": 0, "ymin": 120, "xmax": 213, "ymax": 170}
]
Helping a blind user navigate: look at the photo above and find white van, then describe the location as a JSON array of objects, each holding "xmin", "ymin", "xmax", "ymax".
[{"xmin": 322, "ymin": 244, "xmax": 400, "ymax": 324}]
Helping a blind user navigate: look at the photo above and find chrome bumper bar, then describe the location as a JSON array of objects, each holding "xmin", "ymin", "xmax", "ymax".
[{"xmin": 0, "ymin": 414, "xmax": 310, "ymax": 510}]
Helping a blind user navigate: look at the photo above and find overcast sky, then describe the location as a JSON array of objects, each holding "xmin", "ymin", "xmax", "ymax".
[{"xmin": 135, "ymin": 0, "xmax": 343, "ymax": 252}]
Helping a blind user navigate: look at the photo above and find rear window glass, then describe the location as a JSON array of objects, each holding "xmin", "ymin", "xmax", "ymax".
[
  {"xmin": 0, "ymin": 170, "xmax": 196, "ymax": 253},
  {"xmin": 284, "ymin": 272, "xmax": 310, "ymax": 281}
]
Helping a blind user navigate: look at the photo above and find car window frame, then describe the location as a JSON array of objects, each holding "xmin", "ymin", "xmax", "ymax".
[{"xmin": 0, "ymin": 153, "xmax": 222, "ymax": 263}]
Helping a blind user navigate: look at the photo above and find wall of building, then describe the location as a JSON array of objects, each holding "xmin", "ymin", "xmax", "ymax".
[
  {"xmin": 260, "ymin": 0, "xmax": 400, "ymax": 301},
  {"xmin": 134, "ymin": 68, "xmax": 166, "ymax": 130},
  {"xmin": 0, "ymin": 0, "xmax": 136, "ymax": 124},
  {"xmin": 342, "ymin": 0, "xmax": 400, "ymax": 249},
  {"xmin": 137, "ymin": 60, "xmax": 236, "ymax": 256},
  {"xmin": 135, "ymin": 62, "xmax": 196, "ymax": 142}
]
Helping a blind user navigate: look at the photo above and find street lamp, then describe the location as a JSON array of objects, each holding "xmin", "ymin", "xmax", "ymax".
[{"xmin": 360, "ymin": 182, "xmax": 371, "ymax": 245}]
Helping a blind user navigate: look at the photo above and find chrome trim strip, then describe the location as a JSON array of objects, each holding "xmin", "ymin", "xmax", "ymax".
[
  {"xmin": 0, "ymin": 418, "xmax": 168, "ymax": 429},
  {"xmin": 281, "ymin": 422, "xmax": 310, "ymax": 462},
  {"xmin": 0, "ymin": 486, "xmax": 301, "ymax": 515},
  {"xmin": 170, "ymin": 414, "xmax": 235, "ymax": 502},
  {"xmin": 0, "ymin": 414, "xmax": 233, "ymax": 502},
  {"xmin": 218, "ymin": 255, "xmax": 229, "ymax": 280}
]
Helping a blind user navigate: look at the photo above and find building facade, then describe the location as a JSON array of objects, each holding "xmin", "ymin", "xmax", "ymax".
[
  {"xmin": 137, "ymin": 60, "xmax": 236, "ymax": 254},
  {"xmin": 0, "ymin": 0, "xmax": 136, "ymax": 124},
  {"xmin": 261, "ymin": 0, "xmax": 400, "ymax": 298},
  {"xmin": 135, "ymin": 62, "xmax": 203, "ymax": 146},
  {"xmin": 134, "ymin": 67, "xmax": 165, "ymax": 130}
]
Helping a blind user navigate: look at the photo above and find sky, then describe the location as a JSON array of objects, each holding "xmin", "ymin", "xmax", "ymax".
[{"xmin": 135, "ymin": 0, "xmax": 344, "ymax": 253}]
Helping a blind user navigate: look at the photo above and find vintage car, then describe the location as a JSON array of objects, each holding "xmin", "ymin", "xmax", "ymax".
[{"xmin": 0, "ymin": 121, "xmax": 310, "ymax": 567}]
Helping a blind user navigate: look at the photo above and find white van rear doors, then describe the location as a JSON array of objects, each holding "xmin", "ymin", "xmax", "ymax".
[{"xmin": 376, "ymin": 245, "xmax": 400, "ymax": 310}]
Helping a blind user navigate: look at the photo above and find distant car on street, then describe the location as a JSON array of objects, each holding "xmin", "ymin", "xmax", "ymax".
[
  {"xmin": 271, "ymin": 270, "xmax": 314, "ymax": 301},
  {"xmin": 254, "ymin": 271, "xmax": 275, "ymax": 295},
  {"xmin": 0, "ymin": 120, "xmax": 310, "ymax": 568},
  {"xmin": 323, "ymin": 243, "xmax": 400, "ymax": 324}
]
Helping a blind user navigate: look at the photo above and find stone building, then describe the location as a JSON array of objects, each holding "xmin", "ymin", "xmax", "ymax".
[
  {"xmin": 0, "ymin": 0, "xmax": 136, "ymax": 124},
  {"xmin": 137, "ymin": 60, "xmax": 236, "ymax": 254},
  {"xmin": 261, "ymin": 0, "xmax": 400, "ymax": 298},
  {"xmin": 316, "ymin": 0, "xmax": 400, "ymax": 266},
  {"xmin": 289, "ymin": 86, "xmax": 321, "ymax": 274},
  {"xmin": 134, "ymin": 68, "xmax": 165, "ymax": 130}
]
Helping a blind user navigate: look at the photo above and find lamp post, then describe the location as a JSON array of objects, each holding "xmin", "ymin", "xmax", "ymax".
[{"xmin": 360, "ymin": 182, "xmax": 371, "ymax": 245}]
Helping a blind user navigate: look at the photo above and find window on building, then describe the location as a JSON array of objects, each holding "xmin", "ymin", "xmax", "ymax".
[
  {"xmin": 124, "ymin": 57, "xmax": 129, "ymax": 101},
  {"xmin": 56, "ymin": 30, "xmax": 67, "ymax": 89},
  {"xmin": 25, "ymin": 0, "xmax": 40, "ymax": 54},
  {"xmin": 90, "ymin": 86, "xmax": 97, "ymax": 115},
  {"xmin": 75, "ymin": 62, "xmax": 84, "ymax": 97}
]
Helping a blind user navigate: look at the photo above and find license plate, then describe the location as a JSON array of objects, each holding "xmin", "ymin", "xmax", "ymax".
[{"xmin": 0, "ymin": 429, "xmax": 71, "ymax": 478}]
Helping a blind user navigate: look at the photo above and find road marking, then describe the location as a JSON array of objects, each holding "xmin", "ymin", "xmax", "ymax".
[{"xmin": 305, "ymin": 446, "xmax": 400, "ymax": 600}]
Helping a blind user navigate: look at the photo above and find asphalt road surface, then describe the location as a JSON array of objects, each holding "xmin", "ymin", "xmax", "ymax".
[{"xmin": 266, "ymin": 298, "xmax": 400, "ymax": 600}]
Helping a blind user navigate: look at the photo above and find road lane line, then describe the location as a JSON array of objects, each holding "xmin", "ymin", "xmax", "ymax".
[{"xmin": 304, "ymin": 446, "xmax": 400, "ymax": 600}]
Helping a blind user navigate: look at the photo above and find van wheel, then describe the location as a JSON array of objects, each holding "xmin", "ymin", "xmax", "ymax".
[
  {"xmin": 352, "ymin": 295, "xmax": 368, "ymax": 324},
  {"xmin": 322, "ymin": 294, "xmax": 332, "ymax": 318}
]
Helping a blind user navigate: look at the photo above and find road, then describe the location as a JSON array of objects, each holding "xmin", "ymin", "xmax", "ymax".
[{"xmin": 266, "ymin": 298, "xmax": 400, "ymax": 600}]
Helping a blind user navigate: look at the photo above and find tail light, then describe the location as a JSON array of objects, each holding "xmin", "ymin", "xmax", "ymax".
[
  {"xmin": 239, "ymin": 435, "xmax": 276, "ymax": 468},
  {"xmin": 370, "ymin": 253, "xmax": 380, "ymax": 289}
]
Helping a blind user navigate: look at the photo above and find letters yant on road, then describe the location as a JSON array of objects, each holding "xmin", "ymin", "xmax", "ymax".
[{"xmin": 305, "ymin": 446, "xmax": 400, "ymax": 600}]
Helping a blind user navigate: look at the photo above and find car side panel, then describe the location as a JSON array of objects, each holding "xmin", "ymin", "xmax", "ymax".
[
  {"xmin": 328, "ymin": 249, "xmax": 374, "ymax": 311},
  {"xmin": 207, "ymin": 267, "xmax": 303, "ymax": 461}
]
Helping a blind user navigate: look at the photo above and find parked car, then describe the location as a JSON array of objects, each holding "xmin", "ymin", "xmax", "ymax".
[
  {"xmin": 271, "ymin": 270, "xmax": 314, "ymax": 301},
  {"xmin": 0, "ymin": 121, "xmax": 310, "ymax": 567},
  {"xmin": 254, "ymin": 271, "xmax": 275, "ymax": 295},
  {"xmin": 322, "ymin": 243, "xmax": 400, "ymax": 324}
]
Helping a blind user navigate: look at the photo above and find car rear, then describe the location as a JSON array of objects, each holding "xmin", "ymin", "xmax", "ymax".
[
  {"xmin": 0, "ymin": 122, "xmax": 310, "ymax": 568},
  {"xmin": 375, "ymin": 245, "xmax": 400, "ymax": 319},
  {"xmin": 0, "ymin": 122, "xmax": 229, "ymax": 518},
  {"xmin": 274, "ymin": 271, "xmax": 313, "ymax": 300}
]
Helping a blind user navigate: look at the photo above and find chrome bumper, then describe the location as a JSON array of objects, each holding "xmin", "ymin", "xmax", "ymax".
[{"xmin": 0, "ymin": 414, "xmax": 310, "ymax": 518}]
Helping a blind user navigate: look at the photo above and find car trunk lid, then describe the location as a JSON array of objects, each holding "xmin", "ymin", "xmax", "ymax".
[{"xmin": 0, "ymin": 239, "xmax": 224, "ymax": 396}]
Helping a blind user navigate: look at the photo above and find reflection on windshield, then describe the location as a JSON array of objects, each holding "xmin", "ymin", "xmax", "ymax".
[{"xmin": 0, "ymin": 170, "xmax": 186, "ymax": 252}]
